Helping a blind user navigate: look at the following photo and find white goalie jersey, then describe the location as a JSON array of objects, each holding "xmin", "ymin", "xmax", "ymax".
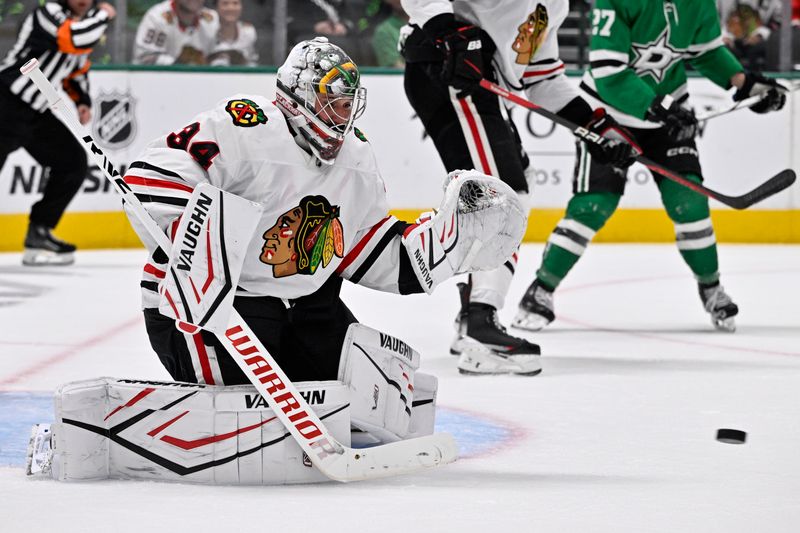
[
  {"xmin": 402, "ymin": 0, "xmax": 579, "ymax": 112},
  {"xmin": 124, "ymin": 95, "xmax": 411, "ymax": 309}
]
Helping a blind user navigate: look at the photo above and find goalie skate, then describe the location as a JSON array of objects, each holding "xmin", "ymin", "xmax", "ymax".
[
  {"xmin": 513, "ymin": 279, "xmax": 555, "ymax": 331},
  {"xmin": 25, "ymin": 423, "xmax": 53, "ymax": 476},
  {"xmin": 450, "ymin": 283, "xmax": 541, "ymax": 376},
  {"xmin": 699, "ymin": 281, "xmax": 738, "ymax": 332}
]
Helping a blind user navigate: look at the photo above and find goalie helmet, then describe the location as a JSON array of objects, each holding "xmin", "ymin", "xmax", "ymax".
[{"xmin": 276, "ymin": 37, "xmax": 367, "ymax": 164}]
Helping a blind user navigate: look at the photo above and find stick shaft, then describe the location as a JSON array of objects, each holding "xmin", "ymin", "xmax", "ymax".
[{"xmin": 480, "ymin": 79, "xmax": 794, "ymax": 209}]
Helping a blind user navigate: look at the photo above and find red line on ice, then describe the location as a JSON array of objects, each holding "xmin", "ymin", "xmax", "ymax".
[
  {"xmin": 0, "ymin": 315, "xmax": 143, "ymax": 387},
  {"xmin": 554, "ymin": 267, "xmax": 800, "ymax": 357}
]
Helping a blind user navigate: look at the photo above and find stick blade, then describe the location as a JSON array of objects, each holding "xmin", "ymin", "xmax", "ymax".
[
  {"xmin": 725, "ymin": 169, "xmax": 796, "ymax": 209},
  {"xmin": 326, "ymin": 433, "xmax": 458, "ymax": 482}
]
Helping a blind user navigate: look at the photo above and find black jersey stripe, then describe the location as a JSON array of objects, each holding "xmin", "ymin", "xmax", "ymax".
[
  {"xmin": 590, "ymin": 59, "xmax": 627, "ymax": 69},
  {"xmin": 348, "ymin": 220, "xmax": 406, "ymax": 284},
  {"xmin": 129, "ymin": 161, "xmax": 185, "ymax": 180},
  {"xmin": 134, "ymin": 193, "xmax": 188, "ymax": 207}
]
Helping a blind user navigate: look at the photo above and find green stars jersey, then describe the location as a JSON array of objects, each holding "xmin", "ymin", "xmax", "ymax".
[{"xmin": 580, "ymin": 0, "xmax": 744, "ymax": 128}]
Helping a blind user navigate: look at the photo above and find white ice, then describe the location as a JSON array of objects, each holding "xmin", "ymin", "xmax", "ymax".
[{"xmin": 1, "ymin": 244, "xmax": 799, "ymax": 533}]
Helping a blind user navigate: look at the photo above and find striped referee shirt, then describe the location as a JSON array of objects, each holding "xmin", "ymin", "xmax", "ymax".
[{"xmin": 0, "ymin": 2, "xmax": 110, "ymax": 112}]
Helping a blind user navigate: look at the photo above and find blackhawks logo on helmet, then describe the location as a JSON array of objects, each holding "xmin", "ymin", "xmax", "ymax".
[
  {"xmin": 259, "ymin": 195, "xmax": 345, "ymax": 278},
  {"xmin": 225, "ymin": 99, "xmax": 268, "ymax": 127}
]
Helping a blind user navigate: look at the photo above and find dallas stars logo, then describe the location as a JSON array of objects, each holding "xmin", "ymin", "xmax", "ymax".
[{"xmin": 630, "ymin": 29, "xmax": 684, "ymax": 83}]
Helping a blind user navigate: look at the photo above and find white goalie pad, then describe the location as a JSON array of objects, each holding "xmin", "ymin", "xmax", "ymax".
[
  {"xmin": 50, "ymin": 378, "xmax": 350, "ymax": 485},
  {"xmin": 338, "ymin": 323, "xmax": 438, "ymax": 443},
  {"xmin": 159, "ymin": 183, "xmax": 263, "ymax": 335},
  {"xmin": 402, "ymin": 169, "xmax": 527, "ymax": 293}
]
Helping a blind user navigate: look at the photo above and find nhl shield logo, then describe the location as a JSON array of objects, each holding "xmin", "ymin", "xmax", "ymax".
[{"xmin": 92, "ymin": 91, "xmax": 137, "ymax": 149}]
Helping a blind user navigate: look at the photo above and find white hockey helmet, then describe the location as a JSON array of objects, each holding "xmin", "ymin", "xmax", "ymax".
[{"xmin": 276, "ymin": 37, "xmax": 367, "ymax": 164}]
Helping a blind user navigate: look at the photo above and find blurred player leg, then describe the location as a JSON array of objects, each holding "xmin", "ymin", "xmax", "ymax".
[
  {"xmin": 21, "ymin": 111, "xmax": 87, "ymax": 266},
  {"xmin": 515, "ymin": 141, "xmax": 623, "ymax": 331},
  {"xmin": 403, "ymin": 28, "xmax": 539, "ymax": 374}
]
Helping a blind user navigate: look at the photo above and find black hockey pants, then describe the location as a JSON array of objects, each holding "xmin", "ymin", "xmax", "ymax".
[
  {"xmin": 0, "ymin": 84, "xmax": 87, "ymax": 229},
  {"xmin": 402, "ymin": 27, "xmax": 529, "ymax": 194},
  {"xmin": 144, "ymin": 276, "xmax": 358, "ymax": 385}
]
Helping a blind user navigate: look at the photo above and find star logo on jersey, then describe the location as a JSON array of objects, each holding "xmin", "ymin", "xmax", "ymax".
[
  {"xmin": 225, "ymin": 99, "xmax": 268, "ymax": 127},
  {"xmin": 630, "ymin": 29, "xmax": 684, "ymax": 83},
  {"xmin": 259, "ymin": 195, "xmax": 344, "ymax": 278}
]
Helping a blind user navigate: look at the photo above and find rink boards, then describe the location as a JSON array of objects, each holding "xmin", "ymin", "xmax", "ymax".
[{"xmin": 0, "ymin": 69, "xmax": 798, "ymax": 249}]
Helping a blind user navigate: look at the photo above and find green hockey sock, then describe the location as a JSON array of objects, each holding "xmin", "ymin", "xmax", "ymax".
[
  {"xmin": 658, "ymin": 174, "xmax": 719, "ymax": 284},
  {"xmin": 536, "ymin": 192, "xmax": 620, "ymax": 289}
]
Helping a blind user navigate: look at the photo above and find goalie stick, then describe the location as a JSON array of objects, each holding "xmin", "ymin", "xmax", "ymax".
[
  {"xmin": 480, "ymin": 79, "xmax": 796, "ymax": 210},
  {"xmin": 20, "ymin": 58, "xmax": 458, "ymax": 482}
]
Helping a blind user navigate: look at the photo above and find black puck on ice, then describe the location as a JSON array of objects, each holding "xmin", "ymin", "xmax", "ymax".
[{"xmin": 716, "ymin": 428, "xmax": 747, "ymax": 444}]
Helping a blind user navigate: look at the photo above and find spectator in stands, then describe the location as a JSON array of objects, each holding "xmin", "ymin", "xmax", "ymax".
[
  {"xmin": 208, "ymin": 0, "xmax": 258, "ymax": 66},
  {"xmin": 794, "ymin": 0, "xmax": 800, "ymax": 69},
  {"xmin": 133, "ymin": 0, "xmax": 218, "ymax": 65},
  {"xmin": 371, "ymin": 0, "xmax": 407, "ymax": 67},
  {"xmin": 288, "ymin": 0, "xmax": 376, "ymax": 64},
  {"xmin": 717, "ymin": 0, "xmax": 781, "ymax": 70}
]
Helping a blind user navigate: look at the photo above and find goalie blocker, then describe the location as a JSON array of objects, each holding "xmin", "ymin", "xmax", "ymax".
[{"xmin": 31, "ymin": 325, "xmax": 438, "ymax": 484}]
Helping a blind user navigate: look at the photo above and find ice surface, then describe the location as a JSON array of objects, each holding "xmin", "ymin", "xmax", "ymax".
[{"xmin": 1, "ymin": 244, "xmax": 799, "ymax": 533}]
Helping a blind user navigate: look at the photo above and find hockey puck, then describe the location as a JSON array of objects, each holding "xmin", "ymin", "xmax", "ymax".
[{"xmin": 716, "ymin": 428, "xmax": 747, "ymax": 444}]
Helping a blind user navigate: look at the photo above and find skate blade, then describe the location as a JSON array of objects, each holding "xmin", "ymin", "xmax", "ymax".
[
  {"xmin": 511, "ymin": 310, "xmax": 551, "ymax": 332},
  {"xmin": 22, "ymin": 249, "xmax": 74, "ymax": 266},
  {"xmin": 712, "ymin": 316, "xmax": 736, "ymax": 333},
  {"xmin": 457, "ymin": 347, "xmax": 542, "ymax": 377},
  {"xmin": 458, "ymin": 367, "xmax": 543, "ymax": 377}
]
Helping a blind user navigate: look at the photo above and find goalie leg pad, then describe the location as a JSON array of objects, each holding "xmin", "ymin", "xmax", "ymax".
[
  {"xmin": 50, "ymin": 377, "xmax": 350, "ymax": 485},
  {"xmin": 407, "ymin": 372, "xmax": 438, "ymax": 439},
  {"xmin": 338, "ymin": 323, "xmax": 421, "ymax": 443}
]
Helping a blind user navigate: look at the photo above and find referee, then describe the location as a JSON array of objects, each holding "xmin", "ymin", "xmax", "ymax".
[{"xmin": 0, "ymin": 0, "xmax": 115, "ymax": 265}]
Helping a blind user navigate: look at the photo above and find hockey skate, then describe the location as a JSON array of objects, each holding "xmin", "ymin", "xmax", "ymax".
[
  {"xmin": 450, "ymin": 283, "xmax": 542, "ymax": 376},
  {"xmin": 699, "ymin": 281, "xmax": 738, "ymax": 332},
  {"xmin": 22, "ymin": 224, "xmax": 76, "ymax": 266},
  {"xmin": 513, "ymin": 278, "xmax": 555, "ymax": 331},
  {"xmin": 25, "ymin": 423, "xmax": 53, "ymax": 476}
]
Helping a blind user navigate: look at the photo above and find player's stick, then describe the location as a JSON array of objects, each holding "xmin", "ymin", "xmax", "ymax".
[
  {"xmin": 695, "ymin": 94, "xmax": 765, "ymax": 122},
  {"xmin": 480, "ymin": 79, "xmax": 796, "ymax": 210},
  {"xmin": 21, "ymin": 58, "xmax": 458, "ymax": 482},
  {"xmin": 696, "ymin": 82, "xmax": 799, "ymax": 122}
]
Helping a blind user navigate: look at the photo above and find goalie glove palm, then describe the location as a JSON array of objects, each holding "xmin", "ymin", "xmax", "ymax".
[{"xmin": 403, "ymin": 170, "xmax": 526, "ymax": 293}]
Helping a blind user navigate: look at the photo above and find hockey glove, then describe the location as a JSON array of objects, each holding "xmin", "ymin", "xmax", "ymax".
[
  {"xmin": 424, "ymin": 13, "xmax": 484, "ymax": 97},
  {"xmin": 583, "ymin": 108, "xmax": 640, "ymax": 168},
  {"xmin": 734, "ymin": 71, "xmax": 787, "ymax": 114},
  {"xmin": 402, "ymin": 170, "xmax": 526, "ymax": 294},
  {"xmin": 646, "ymin": 95, "xmax": 698, "ymax": 142}
]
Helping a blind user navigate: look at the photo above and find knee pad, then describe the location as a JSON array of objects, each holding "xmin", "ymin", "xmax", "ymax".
[
  {"xmin": 338, "ymin": 323, "xmax": 438, "ymax": 444},
  {"xmin": 658, "ymin": 175, "xmax": 710, "ymax": 223},
  {"xmin": 564, "ymin": 192, "xmax": 620, "ymax": 231},
  {"xmin": 50, "ymin": 377, "xmax": 351, "ymax": 484}
]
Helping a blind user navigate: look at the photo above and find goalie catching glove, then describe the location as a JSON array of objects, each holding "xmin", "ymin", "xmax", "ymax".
[{"xmin": 402, "ymin": 169, "xmax": 527, "ymax": 294}]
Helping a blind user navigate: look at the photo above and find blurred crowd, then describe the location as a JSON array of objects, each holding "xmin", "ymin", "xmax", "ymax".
[{"xmin": 0, "ymin": 0, "xmax": 797, "ymax": 69}]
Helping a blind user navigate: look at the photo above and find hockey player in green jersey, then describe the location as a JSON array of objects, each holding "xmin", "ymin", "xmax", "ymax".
[{"xmin": 514, "ymin": 0, "xmax": 786, "ymax": 332}]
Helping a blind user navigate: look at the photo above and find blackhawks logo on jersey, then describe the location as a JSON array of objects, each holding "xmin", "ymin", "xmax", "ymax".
[
  {"xmin": 259, "ymin": 195, "xmax": 345, "ymax": 278},
  {"xmin": 512, "ymin": 4, "xmax": 548, "ymax": 65},
  {"xmin": 225, "ymin": 99, "xmax": 268, "ymax": 127}
]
